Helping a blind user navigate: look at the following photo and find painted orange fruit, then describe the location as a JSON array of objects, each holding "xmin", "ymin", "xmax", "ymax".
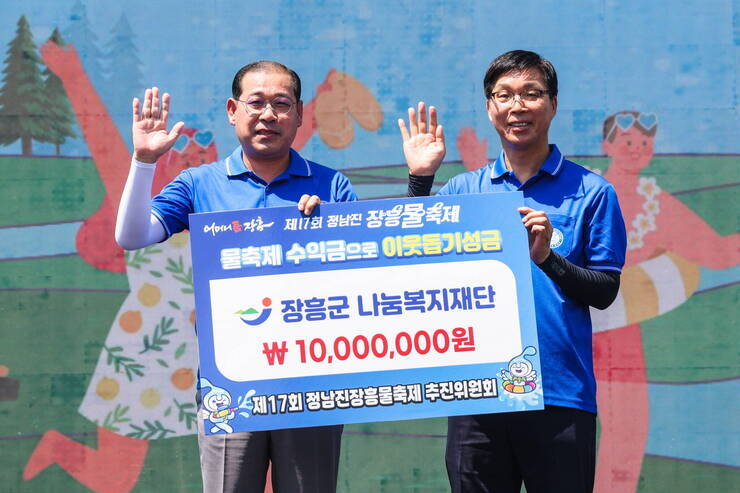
[
  {"xmin": 140, "ymin": 388, "xmax": 161, "ymax": 408},
  {"xmin": 119, "ymin": 310, "xmax": 143, "ymax": 333},
  {"xmin": 0, "ymin": 365, "xmax": 8, "ymax": 377},
  {"xmin": 171, "ymin": 368, "xmax": 196, "ymax": 390},
  {"xmin": 138, "ymin": 283, "xmax": 161, "ymax": 307},
  {"xmin": 96, "ymin": 377, "xmax": 120, "ymax": 400},
  {"xmin": 169, "ymin": 231, "xmax": 189, "ymax": 248}
]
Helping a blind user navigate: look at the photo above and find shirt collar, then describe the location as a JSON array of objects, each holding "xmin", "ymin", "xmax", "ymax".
[
  {"xmin": 490, "ymin": 150, "xmax": 509, "ymax": 179},
  {"xmin": 489, "ymin": 144, "xmax": 565, "ymax": 180},
  {"xmin": 224, "ymin": 147, "xmax": 312, "ymax": 178}
]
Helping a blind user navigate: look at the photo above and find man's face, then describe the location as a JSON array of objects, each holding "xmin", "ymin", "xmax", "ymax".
[
  {"xmin": 486, "ymin": 69, "xmax": 557, "ymax": 151},
  {"xmin": 227, "ymin": 70, "xmax": 302, "ymax": 161},
  {"xmin": 602, "ymin": 127, "xmax": 654, "ymax": 170}
]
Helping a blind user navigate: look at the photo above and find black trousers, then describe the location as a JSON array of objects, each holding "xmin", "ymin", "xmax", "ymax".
[{"xmin": 446, "ymin": 405, "xmax": 596, "ymax": 493}]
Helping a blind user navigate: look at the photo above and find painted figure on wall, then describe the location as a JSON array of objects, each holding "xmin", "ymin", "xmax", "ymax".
[
  {"xmin": 591, "ymin": 110, "xmax": 739, "ymax": 493},
  {"xmin": 23, "ymin": 39, "xmax": 382, "ymax": 493}
]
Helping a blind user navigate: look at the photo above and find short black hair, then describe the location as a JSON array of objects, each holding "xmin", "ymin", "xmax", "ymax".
[
  {"xmin": 483, "ymin": 50, "xmax": 558, "ymax": 99},
  {"xmin": 231, "ymin": 60, "xmax": 301, "ymax": 101}
]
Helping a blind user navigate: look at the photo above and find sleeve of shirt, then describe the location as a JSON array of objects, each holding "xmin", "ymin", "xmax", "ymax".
[
  {"xmin": 332, "ymin": 171, "xmax": 358, "ymax": 203},
  {"xmin": 538, "ymin": 250, "xmax": 621, "ymax": 309},
  {"xmin": 436, "ymin": 178, "xmax": 456, "ymax": 196},
  {"xmin": 407, "ymin": 174, "xmax": 435, "ymax": 197},
  {"xmin": 585, "ymin": 184, "xmax": 627, "ymax": 272},
  {"xmin": 150, "ymin": 169, "xmax": 196, "ymax": 238}
]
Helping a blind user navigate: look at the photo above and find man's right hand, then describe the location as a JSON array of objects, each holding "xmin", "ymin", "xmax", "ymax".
[
  {"xmin": 398, "ymin": 101, "xmax": 446, "ymax": 176},
  {"xmin": 132, "ymin": 87, "xmax": 185, "ymax": 164}
]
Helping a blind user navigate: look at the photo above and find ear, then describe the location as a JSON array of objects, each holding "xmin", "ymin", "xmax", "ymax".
[
  {"xmin": 296, "ymin": 100, "xmax": 304, "ymax": 128},
  {"xmin": 226, "ymin": 98, "xmax": 238, "ymax": 126},
  {"xmin": 486, "ymin": 99, "xmax": 493, "ymax": 122},
  {"xmin": 602, "ymin": 139, "xmax": 613, "ymax": 156},
  {"xmin": 550, "ymin": 95, "xmax": 558, "ymax": 116}
]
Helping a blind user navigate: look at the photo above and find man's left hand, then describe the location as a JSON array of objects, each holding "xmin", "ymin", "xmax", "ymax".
[
  {"xmin": 298, "ymin": 194, "xmax": 321, "ymax": 215},
  {"xmin": 518, "ymin": 206, "xmax": 552, "ymax": 264}
]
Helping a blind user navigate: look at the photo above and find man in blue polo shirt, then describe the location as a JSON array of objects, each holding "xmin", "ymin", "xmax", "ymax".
[
  {"xmin": 115, "ymin": 61, "xmax": 355, "ymax": 493},
  {"xmin": 399, "ymin": 50, "xmax": 626, "ymax": 492}
]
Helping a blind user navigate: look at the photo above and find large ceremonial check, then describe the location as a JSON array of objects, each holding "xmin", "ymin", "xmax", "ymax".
[{"xmin": 189, "ymin": 192, "xmax": 543, "ymax": 434}]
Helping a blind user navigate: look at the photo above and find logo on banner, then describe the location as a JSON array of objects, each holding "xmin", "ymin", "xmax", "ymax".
[
  {"xmin": 235, "ymin": 297, "xmax": 273, "ymax": 326},
  {"xmin": 500, "ymin": 346, "xmax": 538, "ymax": 394},
  {"xmin": 198, "ymin": 378, "xmax": 256, "ymax": 434}
]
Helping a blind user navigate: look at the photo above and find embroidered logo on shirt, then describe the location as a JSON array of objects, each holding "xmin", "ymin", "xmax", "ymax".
[{"xmin": 550, "ymin": 228, "xmax": 564, "ymax": 249}]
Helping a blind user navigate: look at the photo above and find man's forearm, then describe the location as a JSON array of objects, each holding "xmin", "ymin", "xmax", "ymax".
[
  {"xmin": 537, "ymin": 251, "xmax": 621, "ymax": 309},
  {"xmin": 407, "ymin": 174, "xmax": 435, "ymax": 197},
  {"xmin": 115, "ymin": 158, "xmax": 167, "ymax": 250}
]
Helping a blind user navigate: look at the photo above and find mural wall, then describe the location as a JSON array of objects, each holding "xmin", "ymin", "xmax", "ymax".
[{"xmin": 0, "ymin": 1, "xmax": 737, "ymax": 492}]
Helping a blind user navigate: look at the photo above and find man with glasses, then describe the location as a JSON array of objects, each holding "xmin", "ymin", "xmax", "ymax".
[
  {"xmin": 399, "ymin": 50, "xmax": 627, "ymax": 493},
  {"xmin": 115, "ymin": 60, "xmax": 355, "ymax": 493}
]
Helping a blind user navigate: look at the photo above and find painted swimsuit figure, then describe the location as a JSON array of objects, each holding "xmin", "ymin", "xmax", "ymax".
[{"xmin": 592, "ymin": 111, "xmax": 740, "ymax": 493}]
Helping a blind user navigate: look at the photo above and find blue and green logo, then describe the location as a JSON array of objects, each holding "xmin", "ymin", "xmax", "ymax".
[{"xmin": 235, "ymin": 297, "xmax": 273, "ymax": 326}]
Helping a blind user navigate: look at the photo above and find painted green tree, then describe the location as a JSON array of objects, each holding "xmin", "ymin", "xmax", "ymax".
[
  {"xmin": 63, "ymin": 0, "xmax": 105, "ymax": 91},
  {"xmin": 103, "ymin": 13, "xmax": 143, "ymax": 144},
  {"xmin": 0, "ymin": 15, "xmax": 48, "ymax": 155},
  {"xmin": 40, "ymin": 29, "xmax": 77, "ymax": 156}
]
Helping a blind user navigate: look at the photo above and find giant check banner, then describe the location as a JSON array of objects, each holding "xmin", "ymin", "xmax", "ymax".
[{"xmin": 189, "ymin": 192, "xmax": 543, "ymax": 434}]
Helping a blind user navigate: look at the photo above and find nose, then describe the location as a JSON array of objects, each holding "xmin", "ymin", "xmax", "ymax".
[
  {"xmin": 510, "ymin": 95, "xmax": 526, "ymax": 110},
  {"xmin": 260, "ymin": 104, "xmax": 279, "ymax": 120}
]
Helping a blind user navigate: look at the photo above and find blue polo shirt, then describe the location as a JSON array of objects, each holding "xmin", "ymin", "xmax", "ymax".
[
  {"xmin": 151, "ymin": 146, "xmax": 357, "ymax": 237},
  {"xmin": 439, "ymin": 144, "xmax": 626, "ymax": 413}
]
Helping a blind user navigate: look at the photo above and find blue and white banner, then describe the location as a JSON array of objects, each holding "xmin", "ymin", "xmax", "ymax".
[{"xmin": 189, "ymin": 192, "xmax": 543, "ymax": 434}]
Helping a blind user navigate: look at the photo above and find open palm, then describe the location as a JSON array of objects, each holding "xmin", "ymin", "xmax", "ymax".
[
  {"xmin": 398, "ymin": 102, "xmax": 446, "ymax": 176},
  {"xmin": 132, "ymin": 87, "xmax": 184, "ymax": 163}
]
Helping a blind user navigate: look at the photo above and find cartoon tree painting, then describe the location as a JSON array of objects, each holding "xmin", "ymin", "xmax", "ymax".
[
  {"xmin": 40, "ymin": 29, "xmax": 77, "ymax": 155},
  {"xmin": 63, "ymin": 0, "xmax": 105, "ymax": 91},
  {"xmin": 103, "ymin": 13, "xmax": 143, "ymax": 139},
  {"xmin": 0, "ymin": 15, "xmax": 48, "ymax": 155}
]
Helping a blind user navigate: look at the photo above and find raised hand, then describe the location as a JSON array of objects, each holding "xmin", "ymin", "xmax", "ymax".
[
  {"xmin": 518, "ymin": 207, "xmax": 553, "ymax": 264},
  {"xmin": 132, "ymin": 87, "xmax": 184, "ymax": 164},
  {"xmin": 398, "ymin": 102, "xmax": 446, "ymax": 176},
  {"xmin": 312, "ymin": 69, "xmax": 384, "ymax": 149}
]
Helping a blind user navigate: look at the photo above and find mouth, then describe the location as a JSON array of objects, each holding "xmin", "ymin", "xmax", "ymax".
[
  {"xmin": 508, "ymin": 122, "xmax": 532, "ymax": 130},
  {"xmin": 255, "ymin": 129, "xmax": 280, "ymax": 137}
]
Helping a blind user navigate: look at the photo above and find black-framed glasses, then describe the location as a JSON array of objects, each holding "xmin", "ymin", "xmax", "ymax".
[
  {"xmin": 489, "ymin": 89, "xmax": 550, "ymax": 105},
  {"xmin": 236, "ymin": 97, "xmax": 296, "ymax": 115}
]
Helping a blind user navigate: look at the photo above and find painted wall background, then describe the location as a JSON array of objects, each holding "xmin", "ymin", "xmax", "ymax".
[{"xmin": 0, "ymin": 1, "xmax": 737, "ymax": 492}]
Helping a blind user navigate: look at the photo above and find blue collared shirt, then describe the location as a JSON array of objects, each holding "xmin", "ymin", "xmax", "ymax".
[
  {"xmin": 439, "ymin": 144, "xmax": 627, "ymax": 413},
  {"xmin": 152, "ymin": 146, "xmax": 357, "ymax": 237}
]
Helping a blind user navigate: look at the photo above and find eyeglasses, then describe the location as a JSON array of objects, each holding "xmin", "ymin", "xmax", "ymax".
[
  {"xmin": 489, "ymin": 89, "xmax": 550, "ymax": 105},
  {"xmin": 236, "ymin": 97, "xmax": 296, "ymax": 116}
]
